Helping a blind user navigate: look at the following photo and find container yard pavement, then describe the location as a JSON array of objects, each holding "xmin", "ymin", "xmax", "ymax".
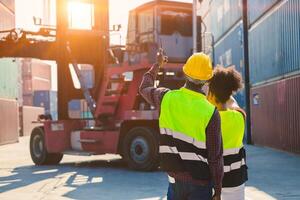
[{"xmin": 0, "ymin": 137, "xmax": 300, "ymax": 200}]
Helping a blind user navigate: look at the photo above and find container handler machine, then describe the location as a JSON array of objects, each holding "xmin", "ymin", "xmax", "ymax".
[{"xmin": 0, "ymin": 0, "xmax": 193, "ymax": 171}]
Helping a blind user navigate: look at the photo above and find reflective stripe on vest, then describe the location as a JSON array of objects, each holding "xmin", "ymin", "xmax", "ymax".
[
  {"xmin": 159, "ymin": 88, "xmax": 215, "ymax": 180},
  {"xmin": 220, "ymin": 110, "xmax": 248, "ymax": 187},
  {"xmin": 160, "ymin": 128, "xmax": 206, "ymax": 149},
  {"xmin": 159, "ymin": 145, "xmax": 208, "ymax": 163}
]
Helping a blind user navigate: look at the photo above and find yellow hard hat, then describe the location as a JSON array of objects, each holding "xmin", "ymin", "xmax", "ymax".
[{"xmin": 183, "ymin": 53, "xmax": 213, "ymax": 81}]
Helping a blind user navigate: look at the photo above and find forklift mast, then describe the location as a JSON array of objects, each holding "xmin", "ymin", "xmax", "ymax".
[
  {"xmin": 0, "ymin": 0, "xmax": 109, "ymax": 120},
  {"xmin": 56, "ymin": 0, "xmax": 109, "ymax": 120}
]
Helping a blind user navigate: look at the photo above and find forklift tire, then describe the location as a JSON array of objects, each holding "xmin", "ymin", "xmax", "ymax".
[
  {"xmin": 30, "ymin": 126, "xmax": 63, "ymax": 165},
  {"xmin": 123, "ymin": 127, "xmax": 159, "ymax": 171}
]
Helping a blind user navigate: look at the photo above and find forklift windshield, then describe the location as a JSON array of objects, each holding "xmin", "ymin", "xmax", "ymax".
[{"xmin": 160, "ymin": 8, "xmax": 192, "ymax": 37}]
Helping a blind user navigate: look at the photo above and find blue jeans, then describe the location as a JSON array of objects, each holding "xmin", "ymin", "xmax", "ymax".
[{"xmin": 167, "ymin": 181, "xmax": 213, "ymax": 200}]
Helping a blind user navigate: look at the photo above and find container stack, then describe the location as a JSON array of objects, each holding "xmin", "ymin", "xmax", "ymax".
[
  {"xmin": 248, "ymin": 0, "xmax": 300, "ymax": 153},
  {"xmin": 197, "ymin": 0, "xmax": 246, "ymax": 110},
  {"xmin": 21, "ymin": 58, "xmax": 52, "ymax": 106},
  {"xmin": 0, "ymin": 0, "xmax": 19, "ymax": 145},
  {"xmin": 33, "ymin": 90, "xmax": 57, "ymax": 120},
  {"xmin": 196, "ymin": 0, "xmax": 300, "ymax": 154},
  {"xmin": 68, "ymin": 99, "xmax": 93, "ymax": 119}
]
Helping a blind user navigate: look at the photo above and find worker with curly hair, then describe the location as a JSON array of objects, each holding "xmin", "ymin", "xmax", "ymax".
[{"xmin": 207, "ymin": 66, "xmax": 248, "ymax": 200}]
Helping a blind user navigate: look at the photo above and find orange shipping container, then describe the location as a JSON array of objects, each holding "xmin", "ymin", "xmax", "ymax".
[
  {"xmin": 0, "ymin": 98, "xmax": 19, "ymax": 145},
  {"xmin": 20, "ymin": 106, "xmax": 44, "ymax": 136}
]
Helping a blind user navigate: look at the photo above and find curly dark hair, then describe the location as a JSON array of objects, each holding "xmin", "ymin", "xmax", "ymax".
[{"xmin": 208, "ymin": 66, "xmax": 243, "ymax": 104}]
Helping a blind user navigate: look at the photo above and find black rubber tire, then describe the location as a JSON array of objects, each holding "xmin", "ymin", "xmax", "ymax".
[
  {"xmin": 30, "ymin": 126, "xmax": 63, "ymax": 165},
  {"xmin": 122, "ymin": 127, "xmax": 159, "ymax": 171}
]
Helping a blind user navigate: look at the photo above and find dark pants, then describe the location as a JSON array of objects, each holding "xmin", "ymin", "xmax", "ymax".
[{"xmin": 167, "ymin": 181, "xmax": 213, "ymax": 200}]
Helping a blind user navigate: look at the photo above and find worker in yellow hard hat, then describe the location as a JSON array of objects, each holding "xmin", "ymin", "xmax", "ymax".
[{"xmin": 139, "ymin": 51, "xmax": 223, "ymax": 200}]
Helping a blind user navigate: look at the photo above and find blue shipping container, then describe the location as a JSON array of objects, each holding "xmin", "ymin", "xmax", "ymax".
[
  {"xmin": 33, "ymin": 90, "xmax": 57, "ymax": 115},
  {"xmin": 249, "ymin": 0, "xmax": 300, "ymax": 84},
  {"xmin": 69, "ymin": 100, "xmax": 81, "ymax": 110},
  {"xmin": 50, "ymin": 111, "xmax": 58, "ymax": 121},
  {"xmin": 214, "ymin": 21, "xmax": 246, "ymax": 109},
  {"xmin": 210, "ymin": 0, "xmax": 242, "ymax": 41},
  {"xmin": 248, "ymin": 0, "xmax": 280, "ymax": 25},
  {"xmin": 80, "ymin": 69, "xmax": 94, "ymax": 89}
]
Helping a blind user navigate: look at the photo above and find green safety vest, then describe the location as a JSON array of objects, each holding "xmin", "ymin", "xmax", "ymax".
[
  {"xmin": 220, "ymin": 110, "xmax": 248, "ymax": 187},
  {"xmin": 159, "ymin": 87, "xmax": 215, "ymax": 180}
]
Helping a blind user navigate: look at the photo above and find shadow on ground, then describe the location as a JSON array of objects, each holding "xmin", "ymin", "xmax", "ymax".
[
  {"xmin": 246, "ymin": 145, "xmax": 300, "ymax": 200},
  {"xmin": 0, "ymin": 159, "xmax": 168, "ymax": 200},
  {"xmin": 1, "ymin": 145, "xmax": 300, "ymax": 200}
]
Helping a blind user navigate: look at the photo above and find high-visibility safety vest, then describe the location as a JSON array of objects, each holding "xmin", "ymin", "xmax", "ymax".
[
  {"xmin": 159, "ymin": 87, "xmax": 215, "ymax": 180},
  {"xmin": 220, "ymin": 110, "xmax": 248, "ymax": 188}
]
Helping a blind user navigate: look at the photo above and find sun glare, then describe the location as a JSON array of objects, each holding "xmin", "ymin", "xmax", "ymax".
[{"xmin": 68, "ymin": 1, "xmax": 94, "ymax": 30}]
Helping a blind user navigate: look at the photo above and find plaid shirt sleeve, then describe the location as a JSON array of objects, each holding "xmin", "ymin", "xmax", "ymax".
[
  {"xmin": 206, "ymin": 109, "xmax": 224, "ymax": 196},
  {"xmin": 139, "ymin": 63, "xmax": 170, "ymax": 108}
]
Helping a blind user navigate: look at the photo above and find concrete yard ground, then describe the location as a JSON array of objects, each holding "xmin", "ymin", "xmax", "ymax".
[{"xmin": 0, "ymin": 137, "xmax": 300, "ymax": 200}]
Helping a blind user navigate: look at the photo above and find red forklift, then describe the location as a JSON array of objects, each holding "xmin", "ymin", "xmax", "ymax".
[{"xmin": 0, "ymin": 0, "xmax": 193, "ymax": 171}]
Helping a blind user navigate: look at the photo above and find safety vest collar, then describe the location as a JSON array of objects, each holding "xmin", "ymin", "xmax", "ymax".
[{"xmin": 180, "ymin": 87, "xmax": 207, "ymax": 99}]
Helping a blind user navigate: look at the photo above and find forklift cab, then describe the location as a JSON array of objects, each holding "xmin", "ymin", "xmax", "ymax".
[{"xmin": 126, "ymin": 0, "xmax": 193, "ymax": 63}]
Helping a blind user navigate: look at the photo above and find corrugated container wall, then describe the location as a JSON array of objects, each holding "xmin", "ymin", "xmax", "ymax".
[
  {"xmin": 249, "ymin": 0, "xmax": 300, "ymax": 85},
  {"xmin": 214, "ymin": 21, "xmax": 246, "ymax": 109},
  {"xmin": 20, "ymin": 106, "xmax": 44, "ymax": 136},
  {"xmin": 0, "ymin": 58, "xmax": 20, "ymax": 99},
  {"xmin": 210, "ymin": 0, "xmax": 242, "ymax": 41},
  {"xmin": 33, "ymin": 90, "xmax": 57, "ymax": 120},
  {"xmin": 0, "ymin": 0, "xmax": 15, "ymax": 38},
  {"xmin": 21, "ymin": 59, "xmax": 52, "ymax": 106},
  {"xmin": 196, "ymin": 0, "xmax": 210, "ymax": 18},
  {"xmin": 68, "ymin": 99, "xmax": 92, "ymax": 119},
  {"xmin": 251, "ymin": 75, "xmax": 300, "ymax": 154},
  {"xmin": 0, "ymin": 0, "xmax": 14, "ymax": 11},
  {"xmin": 0, "ymin": 98, "xmax": 18, "ymax": 145},
  {"xmin": 248, "ymin": 0, "xmax": 280, "ymax": 25}
]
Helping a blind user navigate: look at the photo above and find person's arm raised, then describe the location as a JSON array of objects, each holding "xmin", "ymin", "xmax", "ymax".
[{"xmin": 139, "ymin": 49, "xmax": 169, "ymax": 108}]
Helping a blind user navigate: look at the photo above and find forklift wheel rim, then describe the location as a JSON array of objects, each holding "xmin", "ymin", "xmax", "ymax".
[
  {"xmin": 130, "ymin": 136, "xmax": 149, "ymax": 164},
  {"xmin": 32, "ymin": 134, "xmax": 43, "ymax": 158}
]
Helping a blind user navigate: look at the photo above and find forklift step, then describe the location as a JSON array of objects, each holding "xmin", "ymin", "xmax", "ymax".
[
  {"xmin": 79, "ymin": 139, "xmax": 100, "ymax": 143},
  {"xmin": 63, "ymin": 150, "xmax": 95, "ymax": 156},
  {"xmin": 105, "ymin": 89, "xmax": 122, "ymax": 96},
  {"xmin": 83, "ymin": 126, "xmax": 105, "ymax": 131},
  {"xmin": 109, "ymin": 77, "xmax": 124, "ymax": 82}
]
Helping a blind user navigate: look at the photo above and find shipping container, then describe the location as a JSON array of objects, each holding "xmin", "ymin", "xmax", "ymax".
[
  {"xmin": 23, "ymin": 78, "xmax": 51, "ymax": 95},
  {"xmin": 0, "ymin": 58, "xmax": 20, "ymax": 99},
  {"xmin": 23, "ymin": 94, "xmax": 33, "ymax": 106},
  {"xmin": 249, "ymin": 0, "xmax": 300, "ymax": 85},
  {"xmin": 248, "ymin": 0, "xmax": 280, "ymax": 25},
  {"xmin": 80, "ymin": 69, "xmax": 94, "ymax": 89},
  {"xmin": 68, "ymin": 99, "xmax": 91, "ymax": 119},
  {"xmin": 20, "ymin": 106, "xmax": 44, "ymax": 136},
  {"xmin": 0, "ymin": 0, "xmax": 14, "ymax": 39},
  {"xmin": 250, "ymin": 74, "xmax": 300, "ymax": 154},
  {"xmin": 21, "ymin": 58, "xmax": 51, "ymax": 80},
  {"xmin": 196, "ymin": 0, "xmax": 210, "ymax": 18},
  {"xmin": 33, "ymin": 90, "xmax": 57, "ymax": 116},
  {"xmin": 210, "ymin": 0, "xmax": 242, "ymax": 41},
  {"xmin": 0, "ymin": 98, "xmax": 18, "ymax": 145},
  {"xmin": 214, "ymin": 21, "xmax": 246, "ymax": 109},
  {"xmin": 0, "ymin": 0, "xmax": 15, "ymax": 12},
  {"xmin": 81, "ymin": 111, "xmax": 93, "ymax": 119}
]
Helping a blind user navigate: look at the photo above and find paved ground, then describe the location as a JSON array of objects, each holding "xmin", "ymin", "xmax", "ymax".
[{"xmin": 0, "ymin": 137, "xmax": 300, "ymax": 200}]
